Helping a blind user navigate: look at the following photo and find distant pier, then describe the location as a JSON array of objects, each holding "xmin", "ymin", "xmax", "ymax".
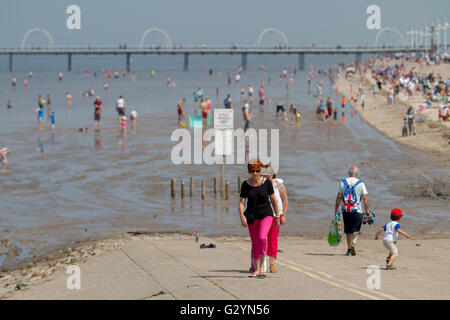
[{"xmin": 0, "ymin": 45, "xmax": 427, "ymax": 72}]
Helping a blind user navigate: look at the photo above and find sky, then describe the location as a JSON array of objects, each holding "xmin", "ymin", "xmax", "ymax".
[{"xmin": 0, "ymin": 0, "xmax": 449, "ymax": 47}]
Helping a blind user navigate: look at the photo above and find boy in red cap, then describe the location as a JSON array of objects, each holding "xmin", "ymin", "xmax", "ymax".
[{"xmin": 375, "ymin": 208, "xmax": 410, "ymax": 270}]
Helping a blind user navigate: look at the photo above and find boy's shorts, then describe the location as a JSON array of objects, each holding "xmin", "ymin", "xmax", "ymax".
[{"xmin": 383, "ymin": 240, "xmax": 398, "ymax": 256}]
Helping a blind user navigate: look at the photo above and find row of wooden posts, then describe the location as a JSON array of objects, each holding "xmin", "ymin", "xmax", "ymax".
[{"xmin": 171, "ymin": 177, "xmax": 242, "ymax": 200}]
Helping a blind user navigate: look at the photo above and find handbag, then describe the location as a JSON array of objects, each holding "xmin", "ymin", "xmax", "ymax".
[{"xmin": 244, "ymin": 178, "xmax": 265, "ymax": 225}]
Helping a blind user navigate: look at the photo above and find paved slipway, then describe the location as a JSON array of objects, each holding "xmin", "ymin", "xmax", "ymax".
[{"xmin": 3, "ymin": 233, "xmax": 450, "ymax": 300}]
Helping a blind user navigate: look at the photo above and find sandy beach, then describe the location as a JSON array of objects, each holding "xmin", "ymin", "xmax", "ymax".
[
  {"xmin": 2, "ymin": 232, "xmax": 450, "ymax": 300},
  {"xmin": 336, "ymin": 58, "xmax": 450, "ymax": 162}
]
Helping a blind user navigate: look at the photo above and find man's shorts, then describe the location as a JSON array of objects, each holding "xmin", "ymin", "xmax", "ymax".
[
  {"xmin": 94, "ymin": 112, "xmax": 101, "ymax": 121},
  {"xmin": 342, "ymin": 211, "xmax": 363, "ymax": 234},
  {"xmin": 259, "ymin": 99, "xmax": 265, "ymax": 105},
  {"xmin": 276, "ymin": 105, "xmax": 285, "ymax": 113},
  {"xmin": 244, "ymin": 120, "xmax": 253, "ymax": 130},
  {"xmin": 383, "ymin": 240, "xmax": 398, "ymax": 256},
  {"xmin": 116, "ymin": 107, "xmax": 125, "ymax": 116}
]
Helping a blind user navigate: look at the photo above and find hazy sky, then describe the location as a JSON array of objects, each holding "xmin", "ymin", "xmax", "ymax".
[{"xmin": 1, "ymin": 0, "xmax": 449, "ymax": 47}]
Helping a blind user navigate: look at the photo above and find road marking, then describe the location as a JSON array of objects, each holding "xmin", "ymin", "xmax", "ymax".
[
  {"xmin": 229, "ymin": 243, "xmax": 399, "ymax": 300},
  {"xmin": 281, "ymin": 259, "xmax": 399, "ymax": 300}
]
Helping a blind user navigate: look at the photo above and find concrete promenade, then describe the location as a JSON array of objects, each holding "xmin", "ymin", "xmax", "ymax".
[{"xmin": 4, "ymin": 234, "xmax": 450, "ymax": 300}]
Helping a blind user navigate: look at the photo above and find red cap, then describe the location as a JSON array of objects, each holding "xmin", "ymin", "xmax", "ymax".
[{"xmin": 391, "ymin": 208, "xmax": 403, "ymax": 218}]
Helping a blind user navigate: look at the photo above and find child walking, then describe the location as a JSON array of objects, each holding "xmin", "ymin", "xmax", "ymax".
[
  {"xmin": 50, "ymin": 112, "xmax": 56, "ymax": 130},
  {"xmin": 375, "ymin": 208, "xmax": 410, "ymax": 270}
]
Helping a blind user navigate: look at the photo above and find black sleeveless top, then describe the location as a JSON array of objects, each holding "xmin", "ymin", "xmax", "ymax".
[{"xmin": 240, "ymin": 179, "xmax": 274, "ymax": 220}]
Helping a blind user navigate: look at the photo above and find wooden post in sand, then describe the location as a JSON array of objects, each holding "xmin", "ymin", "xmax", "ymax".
[
  {"xmin": 171, "ymin": 179, "xmax": 176, "ymax": 198},
  {"xmin": 181, "ymin": 181, "xmax": 185, "ymax": 199},
  {"xmin": 214, "ymin": 177, "xmax": 218, "ymax": 194},
  {"xmin": 190, "ymin": 177, "xmax": 194, "ymax": 197},
  {"xmin": 238, "ymin": 176, "xmax": 241, "ymax": 193},
  {"xmin": 201, "ymin": 180, "xmax": 206, "ymax": 200},
  {"xmin": 226, "ymin": 181, "xmax": 230, "ymax": 200}
]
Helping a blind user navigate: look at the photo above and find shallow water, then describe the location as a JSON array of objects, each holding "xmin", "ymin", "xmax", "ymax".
[{"xmin": 0, "ymin": 54, "xmax": 449, "ymax": 268}]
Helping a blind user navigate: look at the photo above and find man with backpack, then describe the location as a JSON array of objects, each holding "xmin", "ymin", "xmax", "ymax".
[{"xmin": 334, "ymin": 166, "xmax": 369, "ymax": 256}]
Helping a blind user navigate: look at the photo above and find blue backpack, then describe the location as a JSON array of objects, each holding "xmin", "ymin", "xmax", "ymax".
[{"xmin": 341, "ymin": 179, "xmax": 363, "ymax": 213}]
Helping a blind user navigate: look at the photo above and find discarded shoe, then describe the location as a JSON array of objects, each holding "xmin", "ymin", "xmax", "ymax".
[{"xmin": 200, "ymin": 243, "xmax": 216, "ymax": 249}]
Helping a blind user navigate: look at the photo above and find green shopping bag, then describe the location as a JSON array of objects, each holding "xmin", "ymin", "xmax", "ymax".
[{"xmin": 328, "ymin": 213, "xmax": 341, "ymax": 246}]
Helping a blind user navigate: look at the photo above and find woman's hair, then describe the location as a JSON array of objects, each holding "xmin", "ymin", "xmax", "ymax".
[{"xmin": 247, "ymin": 159, "xmax": 262, "ymax": 172}]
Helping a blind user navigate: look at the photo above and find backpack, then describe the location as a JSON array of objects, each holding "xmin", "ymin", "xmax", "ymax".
[
  {"xmin": 341, "ymin": 179, "xmax": 363, "ymax": 213},
  {"xmin": 223, "ymin": 97, "xmax": 230, "ymax": 108}
]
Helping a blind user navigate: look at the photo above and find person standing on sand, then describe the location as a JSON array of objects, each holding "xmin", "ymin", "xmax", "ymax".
[
  {"xmin": 35, "ymin": 105, "xmax": 45, "ymax": 129},
  {"xmin": 248, "ymin": 84, "xmax": 254, "ymax": 104},
  {"xmin": 116, "ymin": 96, "xmax": 126, "ymax": 124},
  {"xmin": 341, "ymin": 96, "xmax": 346, "ymax": 109},
  {"xmin": 94, "ymin": 96, "xmax": 103, "ymax": 130},
  {"xmin": 239, "ymin": 159, "xmax": 279, "ymax": 278},
  {"xmin": 177, "ymin": 98, "xmax": 186, "ymax": 127},
  {"xmin": 46, "ymin": 94, "xmax": 52, "ymax": 120},
  {"xmin": 0, "ymin": 148, "xmax": 10, "ymax": 168},
  {"xmin": 290, "ymin": 104, "xmax": 300, "ymax": 126},
  {"xmin": 201, "ymin": 99, "xmax": 209, "ymax": 124},
  {"xmin": 334, "ymin": 166, "xmax": 370, "ymax": 256},
  {"xmin": 223, "ymin": 94, "xmax": 232, "ymax": 109},
  {"xmin": 259, "ymin": 83, "xmax": 266, "ymax": 110},
  {"xmin": 326, "ymin": 97, "xmax": 333, "ymax": 121},
  {"xmin": 242, "ymin": 99, "xmax": 252, "ymax": 132},
  {"xmin": 66, "ymin": 92, "xmax": 72, "ymax": 107},
  {"xmin": 405, "ymin": 106, "xmax": 416, "ymax": 136},
  {"xmin": 50, "ymin": 112, "xmax": 56, "ymax": 131}
]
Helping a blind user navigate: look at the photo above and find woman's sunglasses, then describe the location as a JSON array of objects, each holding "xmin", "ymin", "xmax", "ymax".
[{"xmin": 249, "ymin": 170, "xmax": 260, "ymax": 173}]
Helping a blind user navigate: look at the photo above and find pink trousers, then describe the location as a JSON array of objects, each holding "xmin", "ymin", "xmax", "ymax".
[
  {"xmin": 267, "ymin": 218, "xmax": 280, "ymax": 258},
  {"xmin": 248, "ymin": 216, "xmax": 273, "ymax": 260}
]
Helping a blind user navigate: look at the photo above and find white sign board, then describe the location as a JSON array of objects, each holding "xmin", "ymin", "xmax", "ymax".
[
  {"xmin": 214, "ymin": 109, "xmax": 234, "ymax": 129},
  {"xmin": 215, "ymin": 129, "xmax": 233, "ymax": 156}
]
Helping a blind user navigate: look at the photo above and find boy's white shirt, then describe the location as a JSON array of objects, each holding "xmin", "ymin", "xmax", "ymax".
[{"xmin": 383, "ymin": 221, "xmax": 400, "ymax": 242}]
